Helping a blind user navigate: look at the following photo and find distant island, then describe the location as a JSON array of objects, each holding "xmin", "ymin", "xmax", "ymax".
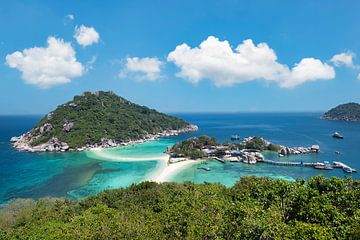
[
  {"xmin": 322, "ymin": 102, "xmax": 360, "ymax": 121},
  {"xmin": 11, "ymin": 91, "xmax": 197, "ymax": 152}
]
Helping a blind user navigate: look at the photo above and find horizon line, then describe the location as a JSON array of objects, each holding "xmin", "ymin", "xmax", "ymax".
[{"xmin": 0, "ymin": 111, "xmax": 325, "ymax": 117}]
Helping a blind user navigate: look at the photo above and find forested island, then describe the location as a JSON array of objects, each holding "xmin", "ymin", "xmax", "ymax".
[
  {"xmin": 322, "ymin": 102, "xmax": 360, "ymax": 121},
  {"xmin": 0, "ymin": 176, "xmax": 359, "ymax": 239},
  {"xmin": 10, "ymin": 91, "xmax": 197, "ymax": 152}
]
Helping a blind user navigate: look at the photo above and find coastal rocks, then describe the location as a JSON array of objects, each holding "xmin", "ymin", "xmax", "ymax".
[
  {"xmin": 11, "ymin": 135, "xmax": 70, "ymax": 152},
  {"xmin": 10, "ymin": 136, "xmax": 21, "ymax": 142},
  {"xmin": 278, "ymin": 145, "xmax": 320, "ymax": 156},
  {"xmin": 63, "ymin": 121, "xmax": 74, "ymax": 132},
  {"xmin": 100, "ymin": 138, "xmax": 117, "ymax": 148},
  {"xmin": 241, "ymin": 152, "xmax": 264, "ymax": 164},
  {"xmin": 11, "ymin": 124, "xmax": 199, "ymax": 153}
]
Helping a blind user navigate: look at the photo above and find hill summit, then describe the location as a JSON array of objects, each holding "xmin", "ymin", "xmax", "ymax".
[{"xmin": 11, "ymin": 91, "xmax": 197, "ymax": 152}]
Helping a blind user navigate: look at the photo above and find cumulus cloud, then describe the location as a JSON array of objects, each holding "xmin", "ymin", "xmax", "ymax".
[
  {"xmin": 73, "ymin": 25, "xmax": 100, "ymax": 47},
  {"xmin": 331, "ymin": 52, "xmax": 355, "ymax": 68},
  {"xmin": 119, "ymin": 57, "xmax": 163, "ymax": 81},
  {"xmin": 167, "ymin": 36, "xmax": 335, "ymax": 88},
  {"xmin": 5, "ymin": 37, "xmax": 84, "ymax": 88},
  {"xmin": 279, "ymin": 58, "xmax": 335, "ymax": 88}
]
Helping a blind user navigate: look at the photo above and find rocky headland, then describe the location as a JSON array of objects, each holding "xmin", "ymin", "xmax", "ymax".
[{"xmin": 11, "ymin": 91, "xmax": 198, "ymax": 152}]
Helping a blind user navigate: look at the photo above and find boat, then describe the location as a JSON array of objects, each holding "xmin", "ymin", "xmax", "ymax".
[
  {"xmin": 332, "ymin": 161, "xmax": 343, "ymax": 168},
  {"xmin": 343, "ymin": 166, "xmax": 357, "ymax": 173},
  {"xmin": 230, "ymin": 135, "xmax": 240, "ymax": 140},
  {"xmin": 343, "ymin": 167, "xmax": 353, "ymax": 173},
  {"xmin": 335, "ymin": 151, "xmax": 340, "ymax": 154},
  {"xmin": 332, "ymin": 132, "xmax": 344, "ymax": 139},
  {"xmin": 314, "ymin": 162, "xmax": 333, "ymax": 170}
]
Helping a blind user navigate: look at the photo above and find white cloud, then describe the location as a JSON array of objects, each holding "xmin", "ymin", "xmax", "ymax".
[
  {"xmin": 119, "ymin": 57, "xmax": 163, "ymax": 81},
  {"xmin": 331, "ymin": 52, "xmax": 355, "ymax": 68},
  {"xmin": 279, "ymin": 58, "xmax": 335, "ymax": 88},
  {"xmin": 5, "ymin": 37, "xmax": 84, "ymax": 88},
  {"xmin": 167, "ymin": 36, "xmax": 335, "ymax": 88},
  {"xmin": 357, "ymin": 73, "xmax": 360, "ymax": 80},
  {"xmin": 73, "ymin": 25, "xmax": 100, "ymax": 47},
  {"xmin": 63, "ymin": 14, "xmax": 75, "ymax": 25}
]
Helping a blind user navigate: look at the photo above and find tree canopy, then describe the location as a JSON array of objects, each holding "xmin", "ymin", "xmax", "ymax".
[
  {"xmin": 1, "ymin": 176, "xmax": 359, "ymax": 239},
  {"xmin": 29, "ymin": 91, "xmax": 190, "ymax": 148}
]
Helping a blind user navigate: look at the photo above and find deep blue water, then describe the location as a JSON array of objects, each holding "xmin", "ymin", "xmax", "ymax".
[{"xmin": 0, "ymin": 113, "xmax": 359, "ymax": 204}]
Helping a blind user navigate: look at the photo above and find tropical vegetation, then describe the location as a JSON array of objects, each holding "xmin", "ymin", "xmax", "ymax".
[
  {"xmin": 0, "ymin": 176, "xmax": 359, "ymax": 239},
  {"xmin": 29, "ymin": 91, "xmax": 190, "ymax": 148}
]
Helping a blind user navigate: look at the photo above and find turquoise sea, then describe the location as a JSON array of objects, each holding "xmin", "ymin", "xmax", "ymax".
[{"xmin": 0, "ymin": 113, "xmax": 359, "ymax": 204}]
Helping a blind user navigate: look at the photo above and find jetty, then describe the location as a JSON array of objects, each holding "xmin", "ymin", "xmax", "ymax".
[
  {"xmin": 261, "ymin": 159, "xmax": 316, "ymax": 167},
  {"xmin": 333, "ymin": 161, "xmax": 357, "ymax": 173},
  {"xmin": 210, "ymin": 157, "xmax": 357, "ymax": 173}
]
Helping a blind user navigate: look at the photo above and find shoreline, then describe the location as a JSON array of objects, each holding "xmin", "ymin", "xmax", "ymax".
[
  {"xmin": 10, "ymin": 124, "xmax": 198, "ymax": 153},
  {"xmin": 151, "ymin": 158, "xmax": 205, "ymax": 183},
  {"xmin": 88, "ymin": 147, "xmax": 204, "ymax": 183}
]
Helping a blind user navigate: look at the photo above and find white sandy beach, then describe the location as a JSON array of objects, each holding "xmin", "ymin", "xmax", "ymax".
[
  {"xmin": 88, "ymin": 147, "xmax": 169, "ymax": 162},
  {"xmin": 88, "ymin": 147, "xmax": 203, "ymax": 183},
  {"xmin": 151, "ymin": 159, "xmax": 204, "ymax": 183}
]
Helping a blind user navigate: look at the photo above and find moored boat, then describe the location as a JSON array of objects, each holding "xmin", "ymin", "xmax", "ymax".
[{"xmin": 314, "ymin": 161, "xmax": 333, "ymax": 170}]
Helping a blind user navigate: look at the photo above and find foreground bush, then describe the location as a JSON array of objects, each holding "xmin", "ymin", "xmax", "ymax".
[{"xmin": 1, "ymin": 176, "xmax": 359, "ymax": 239}]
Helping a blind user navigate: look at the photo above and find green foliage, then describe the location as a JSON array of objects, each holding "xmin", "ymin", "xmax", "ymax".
[
  {"xmin": 0, "ymin": 176, "xmax": 359, "ymax": 239},
  {"xmin": 29, "ymin": 91, "xmax": 190, "ymax": 148},
  {"xmin": 244, "ymin": 137, "xmax": 281, "ymax": 151},
  {"xmin": 170, "ymin": 135, "xmax": 217, "ymax": 159},
  {"xmin": 267, "ymin": 143, "xmax": 282, "ymax": 151},
  {"xmin": 323, "ymin": 102, "xmax": 360, "ymax": 121}
]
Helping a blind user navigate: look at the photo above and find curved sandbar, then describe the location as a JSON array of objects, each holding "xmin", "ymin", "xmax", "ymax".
[
  {"xmin": 151, "ymin": 159, "xmax": 204, "ymax": 183},
  {"xmin": 87, "ymin": 147, "xmax": 169, "ymax": 162},
  {"xmin": 87, "ymin": 147, "xmax": 204, "ymax": 183}
]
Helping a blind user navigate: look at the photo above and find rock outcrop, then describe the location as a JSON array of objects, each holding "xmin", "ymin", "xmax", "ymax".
[
  {"xmin": 278, "ymin": 145, "xmax": 320, "ymax": 157},
  {"xmin": 63, "ymin": 121, "xmax": 74, "ymax": 132}
]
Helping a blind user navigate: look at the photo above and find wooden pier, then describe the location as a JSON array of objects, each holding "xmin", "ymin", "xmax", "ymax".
[
  {"xmin": 210, "ymin": 157, "xmax": 356, "ymax": 173},
  {"xmin": 261, "ymin": 159, "xmax": 316, "ymax": 167}
]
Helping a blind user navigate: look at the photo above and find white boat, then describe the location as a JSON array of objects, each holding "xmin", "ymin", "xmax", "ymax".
[{"xmin": 332, "ymin": 132, "xmax": 344, "ymax": 139}]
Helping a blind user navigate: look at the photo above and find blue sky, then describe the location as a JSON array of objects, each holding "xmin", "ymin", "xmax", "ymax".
[{"xmin": 1, "ymin": 0, "xmax": 360, "ymax": 114}]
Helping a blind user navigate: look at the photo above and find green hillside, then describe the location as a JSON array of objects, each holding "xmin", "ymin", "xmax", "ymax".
[
  {"xmin": 27, "ymin": 91, "xmax": 191, "ymax": 148},
  {"xmin": 322, "ymin": 102, "xmax": 360, "ymax": 121}
]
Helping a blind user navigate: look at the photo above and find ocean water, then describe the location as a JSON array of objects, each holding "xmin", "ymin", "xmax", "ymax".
[{"xmin": 0, "ymin": 113, "xmax": 359, "ymax": 203}]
